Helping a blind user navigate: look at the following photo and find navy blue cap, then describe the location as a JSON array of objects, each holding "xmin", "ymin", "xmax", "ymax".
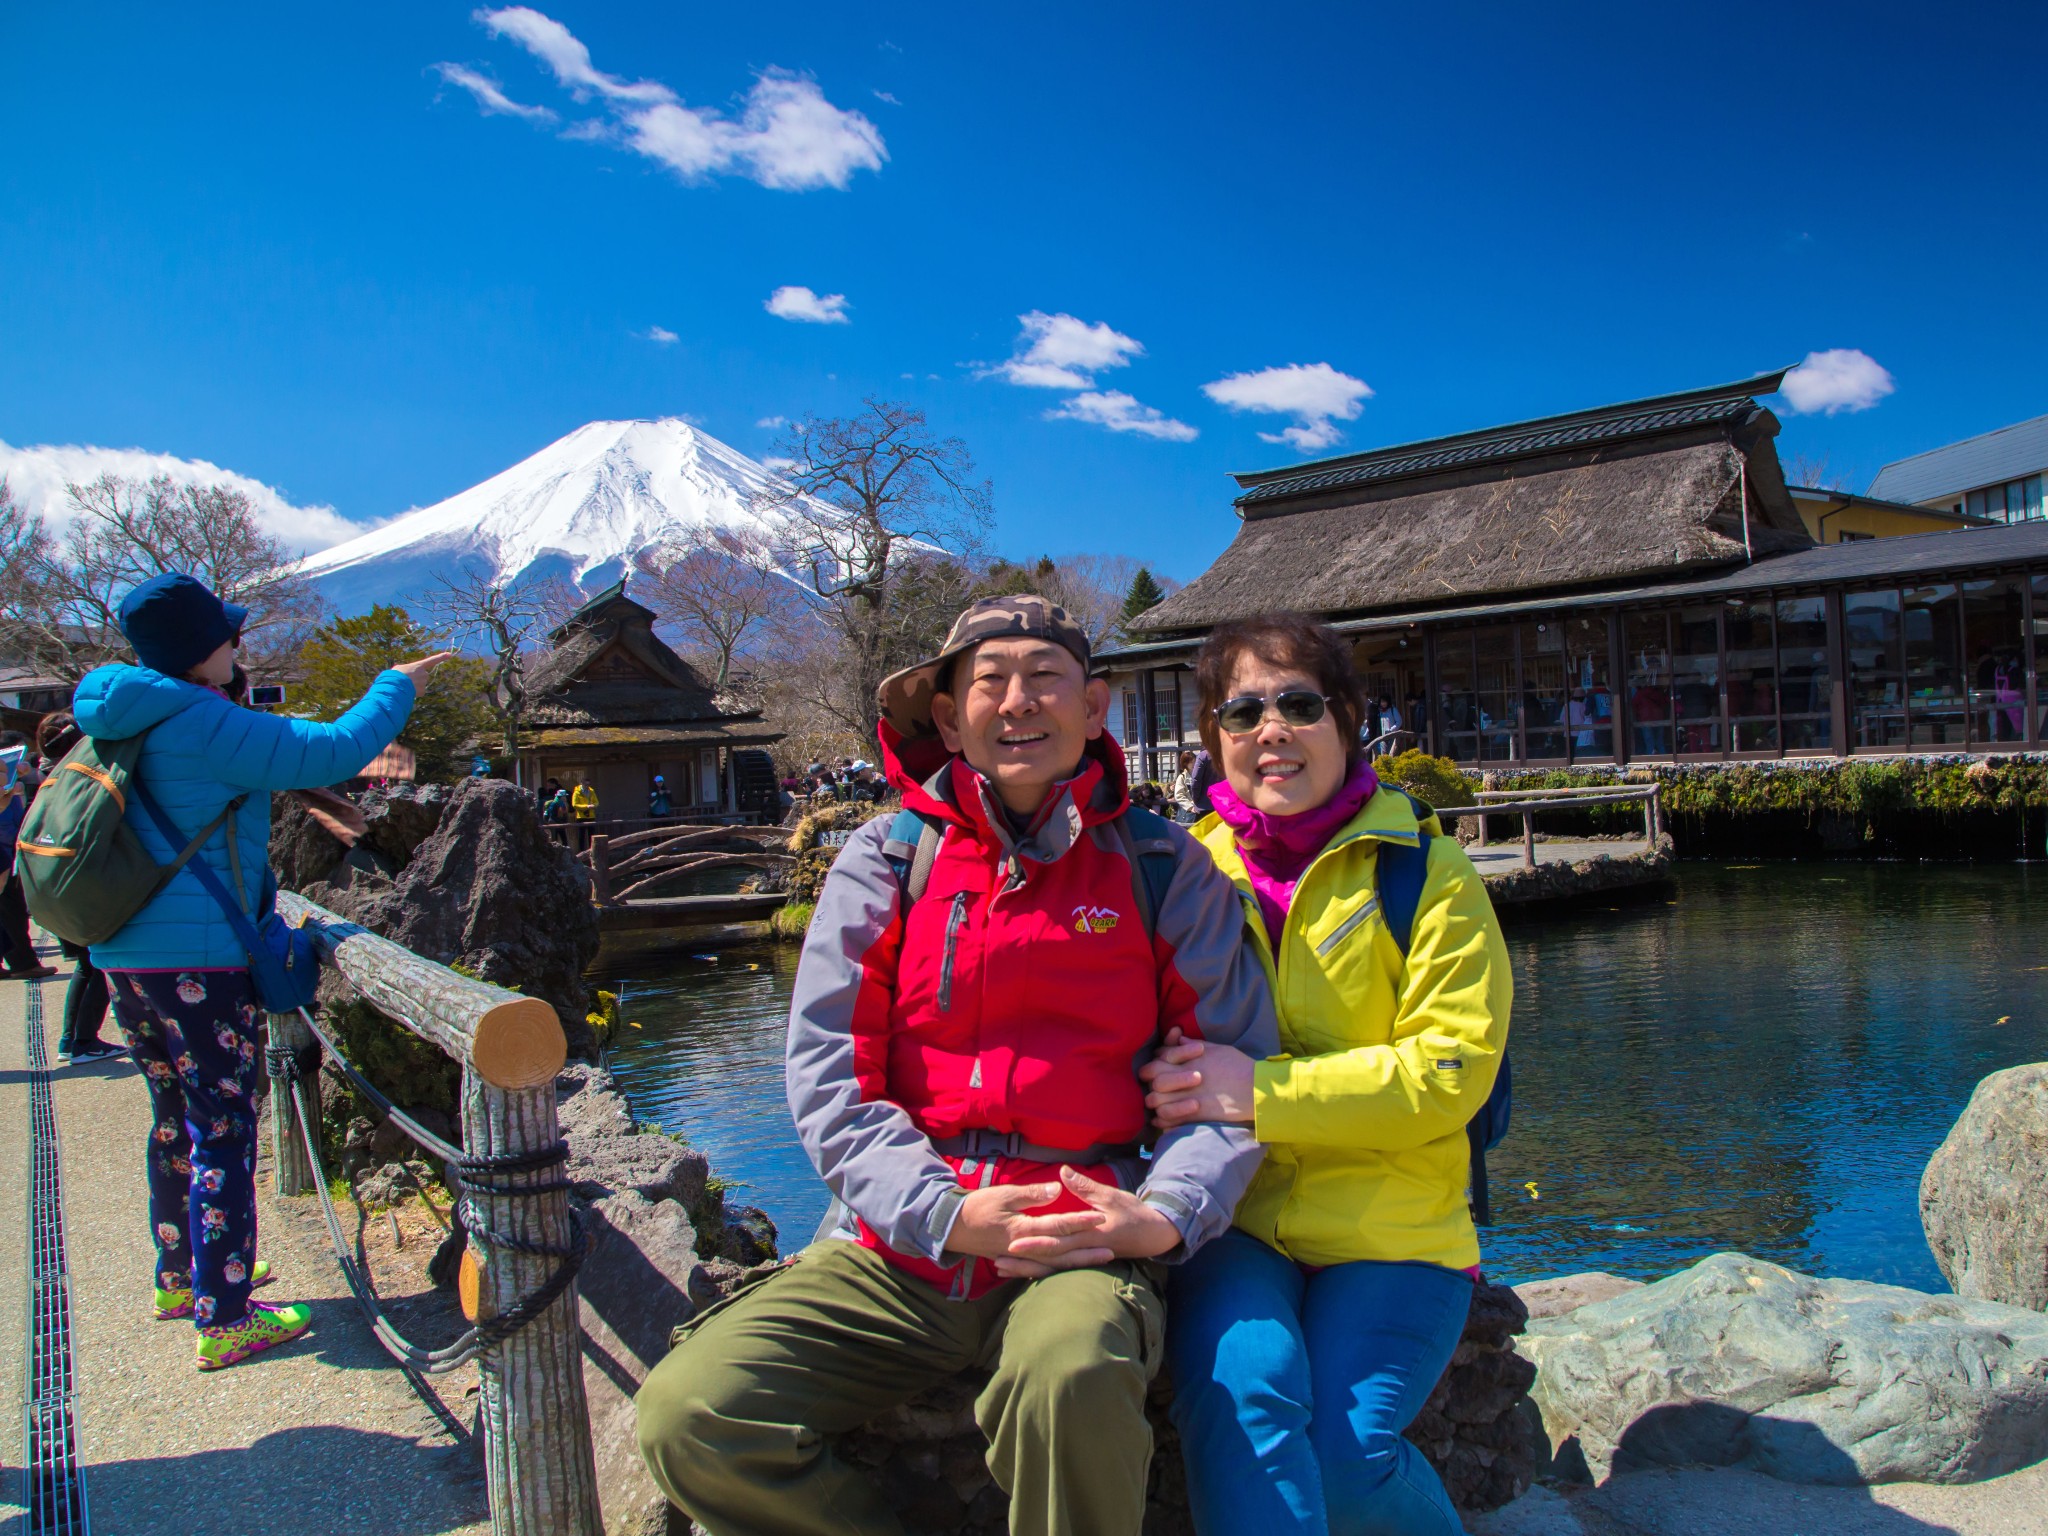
[{"xmin": 117, "ymin": 572, "xmax": 248, "ymax": 679}]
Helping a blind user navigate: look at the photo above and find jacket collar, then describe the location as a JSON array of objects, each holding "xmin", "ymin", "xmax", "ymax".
[
  {"xmin": 1197, "ymin": 781, "xmax": 1440, "ymax": 883},
  {"xmin": 880, "ymin": 719, "xmax": 1132, "ymax": 866}
]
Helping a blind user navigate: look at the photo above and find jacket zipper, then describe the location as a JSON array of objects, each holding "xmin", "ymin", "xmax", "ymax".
[{"xmin": 937, "ymin": 892, "xmax": 969, "ymax": 1012}]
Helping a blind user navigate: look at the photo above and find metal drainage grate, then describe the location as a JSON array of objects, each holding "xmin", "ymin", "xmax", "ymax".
[{"xmin": 22, "ymin": 981, "xmax": 89, "ymax": 1535}]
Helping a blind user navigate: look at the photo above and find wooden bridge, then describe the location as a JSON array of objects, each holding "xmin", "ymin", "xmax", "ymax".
[{"xmin": 571, "ymin": 822, "xmax": 794, "ymax": 932}]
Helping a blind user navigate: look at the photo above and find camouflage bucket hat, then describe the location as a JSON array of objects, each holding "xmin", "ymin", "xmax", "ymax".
[{"xmin": 876, "ymin": 595, "xmax": 1093, "ymax": 740}]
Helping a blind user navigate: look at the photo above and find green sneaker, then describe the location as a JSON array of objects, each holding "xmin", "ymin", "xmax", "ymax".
[
  {"xmin": 154, "ymin": 1260, "xmax": 275, "ymax": 1320},
  {"xmin": 195, "ymin": 1300, "xmax": 311, "ymax": 1371}
]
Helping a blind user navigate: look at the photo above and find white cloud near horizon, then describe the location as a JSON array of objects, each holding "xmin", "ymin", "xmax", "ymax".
[
  {"xmin": 756, "ymin": 415, "xmax": 787, "ymax": 429},
  {"xmin": 0, "ymin": 440, "xmax": 378, "ymax": 556},
  {"xmin": 641, "ymin": 325, "xmax": 679, "ymax": 344},
  {"xmin": 433, "ymin": 63, "xmax": 557, "ymax": 121},
  {"xmin": 1048, "ymin": 392, "xmax": 1199, "ymax": 443},
  {"xmin": 1203, "ymin": 362, "xmax": 1373, "ymax": 452},
  {"xmin": 454, "ymin": 8, "xmax": 886, "ymax": 192},
  {"xmin": 765, "ymin": 285, "xmax": 850, "ymax": 324},
  {"xmin": 1779, "ymin": 349, "xmax": 1894, "ymax": 416},
  {"xmin": 988, "ymin": 311, "xmax": 1145, "ymax": 390}
]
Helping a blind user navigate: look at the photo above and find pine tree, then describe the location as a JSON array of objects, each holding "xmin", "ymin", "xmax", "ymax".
[{"xmin": 1120, "ymin": 567, "xmax": 1166, "ymax": 629}]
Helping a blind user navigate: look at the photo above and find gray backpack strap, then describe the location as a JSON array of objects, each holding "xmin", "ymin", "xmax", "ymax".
[{"xmin": 905, "ymin": 817, "xmax": 944, "ymax": 904}]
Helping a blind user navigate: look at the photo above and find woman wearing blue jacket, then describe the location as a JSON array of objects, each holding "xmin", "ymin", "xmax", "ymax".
[{"xmin": 74, "ymin": 573, "xmax": 448, "ymax": 1371}]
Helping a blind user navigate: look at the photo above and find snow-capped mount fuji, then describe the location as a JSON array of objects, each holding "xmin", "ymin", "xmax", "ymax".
[{"xmin": 299, "ymin": 418, "xmax": 793, "ymax": 617}]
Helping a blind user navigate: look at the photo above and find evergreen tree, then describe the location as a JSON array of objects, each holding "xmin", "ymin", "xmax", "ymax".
[
  {"xmin": 1120, "ymin": 567, "xmax": 1166, "ymax": 629},
  {"xmin": 296, "ymin": 606, "xmax": 495, "ymax": 780}
]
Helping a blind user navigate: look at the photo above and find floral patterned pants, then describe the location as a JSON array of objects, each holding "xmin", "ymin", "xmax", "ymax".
[{"xmin": 108, "ymin": 969, "xmax": 263, "ymax": 1328}]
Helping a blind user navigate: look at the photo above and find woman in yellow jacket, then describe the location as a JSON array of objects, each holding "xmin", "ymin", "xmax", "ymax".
[{"xmin": 1143, "ymin": 614, "xmax": 1510, "ymax": 1536}]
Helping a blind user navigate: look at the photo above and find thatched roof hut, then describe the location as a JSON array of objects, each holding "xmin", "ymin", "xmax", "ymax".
[{"xmin": 1138, "ymin": 371, "xmax": 1808, "ymax": 633}]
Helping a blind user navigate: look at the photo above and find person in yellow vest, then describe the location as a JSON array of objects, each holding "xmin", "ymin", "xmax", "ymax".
[
  {"xmin": 570, "ymin": 781, "xmax": 599, "ymax": 821},
  {"xmin": 1141, "ymin": 612, "xmax": 1510, "ymax": 1536}
]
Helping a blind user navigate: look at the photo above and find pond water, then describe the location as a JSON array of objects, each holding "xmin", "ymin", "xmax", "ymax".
[{"xmin": 595, "ymin": 863, "xmax": 2048, "ymax": 1290}]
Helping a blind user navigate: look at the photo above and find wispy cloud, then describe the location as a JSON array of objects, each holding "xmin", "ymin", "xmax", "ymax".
[
  {"xmin": 756, "ymin": 415, "xmax": 787, "ymax": 430},
  {"xmin": 873, "ymin": 90, "xmax": 901, "ymax": 105},
  {"xmin": 640, "ymin": 325, "xmax": 679, "ymax": 344},
  {"xmin": 765, "ymin": 285, "xmax": 851, "ymax": 324},
  {"xmin": 0, "ymin": 439, "xmax": 378, "ymax": 556},
  {"xmin": 1203, "ymin": 362, "xmax": 1373, "ymax": 452},
  {"xmin": 986, "ymin": 311, "xmax": 1144, "ymax": 390},
  {"xmin": 433, "ymin": 63, "xmax": 556, "ymax": 121},
  {"xmin": 1778, "ymin": 349, "xmax": 1894, "ymax": 416},
  {"xmin": 451, "ymin": 8, "xmax": 887, "ymax": 192},
  {"xmin": 1047, "ymin": 391, "xmax": 1198, "ymax": 443}
]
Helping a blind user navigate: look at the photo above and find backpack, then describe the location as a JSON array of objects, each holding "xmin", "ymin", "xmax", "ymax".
[
  {"xmin": 14, "ymin": 734, "xmax": 243, "ymax": 947},
  {"xmin": 1376, "ymin": 788, "xmax": 1514, "ymax": 1227},
  {"xmin": 882, "ymin": 801, "xmax": 1179, "ymax": 933}
]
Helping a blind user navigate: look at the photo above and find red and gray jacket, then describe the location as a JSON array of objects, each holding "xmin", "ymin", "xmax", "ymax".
[{"xmin": 786, "ymin": 726, "xmax": 1279, "ymax": 1299}]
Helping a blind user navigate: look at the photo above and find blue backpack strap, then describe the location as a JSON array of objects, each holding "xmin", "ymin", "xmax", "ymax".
[
  {"xmin": 1112, "ymin": 804, "xmax": 1178, "ymax": 937},
  {"xmin": 881, "ymin": 807, "xmax": 946, "ymax": 905},
  {"xmin": 1372, "ymin": 786, "xmax": 1511, "ymax": 1226}
]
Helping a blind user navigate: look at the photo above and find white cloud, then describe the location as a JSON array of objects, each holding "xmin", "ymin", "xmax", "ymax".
[
  {"xmin": 478, "ymin": 6, "xmax": 671, "ymax": 103},
  {"xmin": 761, "ymin": 454, "xmax": 800, "ymax": 473},
  {"xmin": 464, "ymin": 9, "xmax": 886, "ymax": 192},
  {"xmin": 873, "ymin": 90, "xmax": 900, "ymax": 105},
  {"xmin": 1203, "ymin": 362, "xmax": 1373, "ymax": 453},
  {"xmin": 1779, "ymin": 348, "xmax": 1894, "ymax": 416},
  {"xmin": 756, "ymin": 415, "xmax": 787, "ymax": 430},
  {"xmin": 1047, "ymin": 391, "xmax": 1198, "ymax": 443},
  {"xmin": 433, "ymin": 63, "xmax": 557, "ymax": 121},
  {"xmin": 640, "ymin": 325, "xmax": 679, "ymax": 344},
  {"xmin": 0, "ymin": 439, "xmax": 378, "ymax": 556},
  {"xmin": 986, "ymin": 311, "xmax": 1145, "ymax": 390},
  {"xmin": 766, "ymin": 285, "xmax": 850, "ymax": 324}
]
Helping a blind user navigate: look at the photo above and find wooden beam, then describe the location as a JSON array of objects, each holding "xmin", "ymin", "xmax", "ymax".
[
  {"xmin": 267, "ymin": 1008, "xmax": 319, "ymax": 1197},
  {"xmin": 277, "ymin": 891, "xmax": 566, "ymax": 1090}
]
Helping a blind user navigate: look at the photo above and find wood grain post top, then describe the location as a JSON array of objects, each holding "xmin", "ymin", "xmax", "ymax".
[{"xmin": 472, "ymin": 996, "xmax": 568, "ymax": 1089}]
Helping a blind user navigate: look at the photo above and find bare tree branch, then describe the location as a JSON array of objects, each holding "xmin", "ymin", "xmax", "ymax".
[
  {"xmin": 417, "ymin": 572, "xmax": 579, "ymax": 756},
  {"xmin": 631, "ymin": 529, "xmax": 800, "ymax": 687}
]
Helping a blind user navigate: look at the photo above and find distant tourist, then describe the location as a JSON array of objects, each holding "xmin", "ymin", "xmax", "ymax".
[
  {"xmin": 33, "ymin": 713, "xmax": 120, "ymax": 1062},
  {"xmin": 0, "ymin": 731, "xmax": 55, "ymax": 979},
  {"xmin": 1189, "ymin": 745, "xmax": 1222, "ymax": 815},
  {"xmin": 1363, "ymin": 694, "xmax": 1383, "ymax": 746},
  {"xmin": 73, "ymin": 571, "xmax": 446, "ymax": 1372},
  {"xmin": 1142, "ymin": 613, "xmax": 1511, "ymax": 1536},
  {"xmin": 1168, "ymin": 749, "xmax": 1199, "ymax": 819},
  {"xmin": 636, "ymin": 594, "xmax": 1279, "ymax": 1536},
  {"xmin": 571, "ymin": 781, "xmax": 598, "ymax": 821},
  {"xmin": 648, "ymin": 775, "xmax": 673, "ymax": 818}
]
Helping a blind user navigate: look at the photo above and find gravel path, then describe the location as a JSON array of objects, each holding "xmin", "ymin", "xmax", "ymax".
[{"xmin": 1, "ymin": 953, "xmax": 492, "ymax": 1536}]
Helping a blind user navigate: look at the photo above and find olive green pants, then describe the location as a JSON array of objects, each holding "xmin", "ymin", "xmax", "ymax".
[{"xmin": 636, "ymin": 1239, "xmax": 1165, "ymax": 1536}]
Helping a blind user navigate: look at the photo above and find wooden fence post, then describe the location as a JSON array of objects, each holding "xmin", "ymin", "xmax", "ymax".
[
  {"xmin": 462, "ymin": 1068, "xmax": 603, "ymax": 1536},
  {"xmin": 588, "ymin": 834, "xmax": 611, "ymax": 906},
  {"xmin": 1522, "ymin": 811, "xmax": 1536, "ymax": 870},
  {"xmin": 268, "ymin": 1009, "xmax": 320, "ymax": 1196},
  {"xmin": 1648, "ymin": 785, "xmax": 1662, "ymax": 844}
]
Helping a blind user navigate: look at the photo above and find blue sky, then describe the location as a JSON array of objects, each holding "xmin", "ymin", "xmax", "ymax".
[{"xmin": 3, "ymin": 2, "xmax": 2044, "ymax": 581}]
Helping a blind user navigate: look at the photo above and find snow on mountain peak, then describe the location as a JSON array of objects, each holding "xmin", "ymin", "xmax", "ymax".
[{"xmin": 299, "ymin": 417, "xmax": 793, "ymax": 615}]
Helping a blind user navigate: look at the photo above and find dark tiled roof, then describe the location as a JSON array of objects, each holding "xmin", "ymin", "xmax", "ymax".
[{"xmin": 1235, "ymin": 371, "xmax": 1788, "ymax": 509}]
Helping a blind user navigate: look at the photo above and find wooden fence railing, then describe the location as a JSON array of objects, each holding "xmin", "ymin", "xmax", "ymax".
[
  {"xmin": 271, "ymin": 891, "xmax": 602, "ymax": 1536},
  {"xmin": 1432, "ymin": 783, "xmax": 1662, "ymax": 870}
]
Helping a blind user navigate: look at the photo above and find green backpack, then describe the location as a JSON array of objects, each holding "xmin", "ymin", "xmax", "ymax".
[{"xmin": 15, "ymin": 734, "xmax": 242, "ymax": 947}]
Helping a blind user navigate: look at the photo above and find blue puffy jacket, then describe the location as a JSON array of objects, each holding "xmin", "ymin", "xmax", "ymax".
[{"xmin": 73, "ymin": 664, "xmax": 416, "ymax": 972}]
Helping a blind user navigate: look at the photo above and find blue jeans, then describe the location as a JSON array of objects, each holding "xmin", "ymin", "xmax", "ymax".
[{"xmin": 1167, "ymin": 1230, "xmax": 1472, "ymax": 1536}]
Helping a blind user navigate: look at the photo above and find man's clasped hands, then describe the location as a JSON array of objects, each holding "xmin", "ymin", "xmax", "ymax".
[{"xmin": 946, "ymin": 1027, "xmax": 1264, "ymax": 1277}]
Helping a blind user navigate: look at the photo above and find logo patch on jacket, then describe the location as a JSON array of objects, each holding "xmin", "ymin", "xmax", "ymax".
[{"xmin": 1071, "ymin": 905, "xmax": 1121, "ymax": 934}]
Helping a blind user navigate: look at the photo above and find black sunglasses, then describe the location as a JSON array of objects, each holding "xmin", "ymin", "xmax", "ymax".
[{"xmin": 1212, "ymin": 690, "xmax": 1330, "ymax": 734}]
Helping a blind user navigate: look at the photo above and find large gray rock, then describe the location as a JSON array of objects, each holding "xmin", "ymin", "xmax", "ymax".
[
  {"xmin": 315, "ymin": 778, "xmax": 599, "ymax": 1051},
  {"xmin": 1515, "ymin": 1272, "xmax": 1644, "ymax": 1321},
  {"xmin": 356, "ymin": 782, "xmax": 450, "ymax": 868},
  {"xmin": 1922, "ymin": 1062, "xmax": 2048, "ymax": 1312},
  {"xmin": 1521, "ymin": 1252, "xmax": 2048, "ymax": 1487}
]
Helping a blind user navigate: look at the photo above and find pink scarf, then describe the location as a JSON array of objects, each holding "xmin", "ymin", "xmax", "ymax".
[{"xmin": 1209, "ymin": 758, "xmax": 1379, "ymax": 948}]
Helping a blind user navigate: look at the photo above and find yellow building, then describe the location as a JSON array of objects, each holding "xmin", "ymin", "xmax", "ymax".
[{"xmin": 1787, "ymin": 485, "xmax": 1988, "ymax": 544}]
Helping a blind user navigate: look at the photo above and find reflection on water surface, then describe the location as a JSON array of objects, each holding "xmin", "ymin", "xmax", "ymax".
[{"xmin": 596, "ymin": 863, "xmax": 2046, "ymax": 1289}]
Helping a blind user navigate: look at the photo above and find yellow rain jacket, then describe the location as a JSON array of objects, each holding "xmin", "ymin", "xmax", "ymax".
[
  {"xmin": 571, "ymin": 783, "xmax": 599, "ymax": 821},
  {"xmin": 1195, "ymin": 786, "xmax": 1511, "ymax": 1271}
]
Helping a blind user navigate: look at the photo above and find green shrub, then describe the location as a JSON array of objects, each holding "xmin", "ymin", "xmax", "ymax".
[{"xmin": 1378, "ymin": 750, "xmax": 1476, "ymax": 809}]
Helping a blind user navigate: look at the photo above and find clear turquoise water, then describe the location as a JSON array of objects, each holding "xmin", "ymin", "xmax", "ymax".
[{"xmin": 595, "ymin": 864, "xmax": 2047, "ymax": 1289}]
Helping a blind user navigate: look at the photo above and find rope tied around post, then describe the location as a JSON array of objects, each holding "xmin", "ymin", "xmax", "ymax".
[{"xmin": 275, "ymin": 1005, "xmax": 588, "ymax": 1375}]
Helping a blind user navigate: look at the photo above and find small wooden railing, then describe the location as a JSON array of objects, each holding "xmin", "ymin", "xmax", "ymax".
[
  {"xmin": 580, "ymin": 823, "xmax": 791, "ymax": 905},
  {"xmin": 271, "ymin": 891, "xmax": 602, "ymax": 1536},
  {"xmin": 1431, "ymin": 783, "xmax": 1662, "ymax": 870}
]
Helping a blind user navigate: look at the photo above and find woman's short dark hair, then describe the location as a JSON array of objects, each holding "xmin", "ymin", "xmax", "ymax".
[{"xmin": 1194, "ymin": 613, "xmax": 1367, "ymax": 772}]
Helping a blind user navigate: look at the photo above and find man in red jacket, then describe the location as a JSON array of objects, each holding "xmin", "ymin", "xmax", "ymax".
[{"xmin": 637, "ymin": 595, "xmax": 1278, "ymax": 1536}]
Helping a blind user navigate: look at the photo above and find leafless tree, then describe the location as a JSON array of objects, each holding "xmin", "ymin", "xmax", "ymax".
[
  {"xmin": 0, "ymin": 472, "xmax": 320, "ymax": 682},
  {"xmin": 419, "ymin": 571, "xmax": 581, "ymax": 758},
  {"xmin": 1783, "ymin": 453, "xmax": 1852, "ymax": 492},
  {"xmin": 632, "ymin": 529, "xmax": 799, "ymax": 688},
  {"xmin": 754, "ymin": 400, "xmax": 994, "ymax": 737}
]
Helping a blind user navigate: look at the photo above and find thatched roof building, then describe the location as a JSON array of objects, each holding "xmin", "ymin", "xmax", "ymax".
[
  {"xmin": 1106, "ymin": 372, "xmax": 2048, "ymax": 771},
  {"xmin": 1139, "ymin": 372, "xmax": 1808, "ymax": 632},
  {"xmin": 515, "ymin": 580, "xmax": 781, "ymax": 820}
]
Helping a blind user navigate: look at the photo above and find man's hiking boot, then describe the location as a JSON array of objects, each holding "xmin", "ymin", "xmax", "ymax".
[
  {"xmin": 195, "ymin": 1300, "xmax": 311, "ymax": 1370},
  {"xmin": 63, "ymin": 1041, "xmax": 124, "ymax": 1065},
  {"xmin": 155, "ymin": 1260, "xmax": 275, "ymax": 1320}
]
